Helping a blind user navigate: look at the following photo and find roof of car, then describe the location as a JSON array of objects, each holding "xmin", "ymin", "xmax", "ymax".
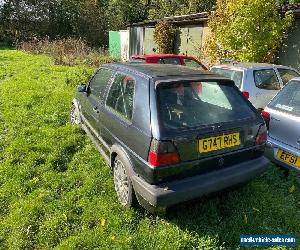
[
  {"xmin": 212, "ymin": 63, "xmax": 292, "ymax": 70},
  {"xmin": 131, "ymin": 54, "xmax": 195, "ymax": 59},
  {"xmin": 104, "ymin": 63, "xmax": 216, "ymax": 79}
]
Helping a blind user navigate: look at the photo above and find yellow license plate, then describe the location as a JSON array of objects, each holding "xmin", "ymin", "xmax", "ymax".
[
  {"xmin": 276, "ymin": 149, "xmax": 300, "ymax": 168},
  {"xmin": 199, "ymin": 132, "xmax": 240, "ymax": 153}
]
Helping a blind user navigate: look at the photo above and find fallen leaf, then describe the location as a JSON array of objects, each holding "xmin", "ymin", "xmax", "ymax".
[
  {"xmin": 100, "ymin": 218, "xmax": 106, "ymax": 227},
  {"xmin": 243, "ymin": 213, "xmax": 248, "ymax": 224},
  {"xmin": 111, "ymin": 235, "xmax": 116, "ymax": 240},
  {"xmin": 289, "ymin": 185, "xmax": 295, "ymax": 193}
]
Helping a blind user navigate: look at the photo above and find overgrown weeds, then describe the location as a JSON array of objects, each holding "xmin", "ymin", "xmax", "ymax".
[{"xmin": 17, "ymin": 38, "xmax": 116, "ymax": 67}]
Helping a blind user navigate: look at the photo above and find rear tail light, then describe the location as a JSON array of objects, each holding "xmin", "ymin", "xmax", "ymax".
[
  {"xmin": 242, "ymin": 91, "xmax": 249, "ymax": 99},
  {"xmin": 256, "ymin": 124, "xmax": 268, "ymax": 145},
  {"xmin": 261, "ymin": 110, "xmax": 270, "ymax": 130},
  {"xmin": 148, "ymin": 139, "xmax": 180, "ymax": 167}
]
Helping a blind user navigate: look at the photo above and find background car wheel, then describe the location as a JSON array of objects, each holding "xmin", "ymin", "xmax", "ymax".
[
  {"xmin": 70, "ymin": 103, "xmax": 81, "ymax": 125},
  {"xmin": 113, "ymin": 156, "xmax": 134, "ymax": 207}
]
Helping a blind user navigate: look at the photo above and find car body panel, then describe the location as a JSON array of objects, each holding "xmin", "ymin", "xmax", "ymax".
[
  {"xmin": 211, "ymin": 63, "xmax": 300, "ymax": 110},
  {"xmin": 264, "ymin": 79, "xmax": 300, "ymax": 171},
  {"xmin": 130, "ymin": 54, "xmax": 208, "ymax": 70}
]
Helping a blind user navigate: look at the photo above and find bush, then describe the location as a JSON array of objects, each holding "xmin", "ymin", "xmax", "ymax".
[
  {"xmin": 17, "ymin": 38, "xmax": 116, "ymax": 67},
  {"xmin": 204, "ymin": 0, "xmax": 294, "ymax": 64},
  {"xmin": 153, "ymin": 21, "xmax": 177, "ymax": 54}
]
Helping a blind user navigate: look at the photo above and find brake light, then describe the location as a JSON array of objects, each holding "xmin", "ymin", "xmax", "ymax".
[
  {"xmin": 242, "ymin": 91, "xmax": 249, "ymax": 99},
  {"xmin": 261, "ymin": 110, "xmax": 270, "ymax": 130},
  {"xmin": 256, "ymin": 124, "xmax": 268, "ymax": 145},
  {"xmin": 148, "ymin": 139, "xmax": 180, "ymax": 167}
]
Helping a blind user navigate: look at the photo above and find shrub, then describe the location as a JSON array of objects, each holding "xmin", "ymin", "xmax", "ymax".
[
  {"xmin": 153, "ymin": 21, "xmax": 177, "ymax": 54},
  {"xmin": 204, "ymin": 0, "xmax": 294, "ymax": 65},
  {"xmin": 17, "ymin": 38, "xmax": 116, "ymax": 67}
]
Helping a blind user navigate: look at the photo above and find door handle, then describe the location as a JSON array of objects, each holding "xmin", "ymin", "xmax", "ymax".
[{"xmin": 93, "ymin": 106, "xmax": 99, "ymax": 113}]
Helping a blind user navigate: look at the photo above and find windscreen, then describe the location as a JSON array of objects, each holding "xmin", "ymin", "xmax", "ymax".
[
  {"xmin": 128, "ymin": 58, "xmax": 145, "ymax": 63},
  {"xmin": 157, "ymin": 81, "xmax": 257, "ymax": 129},
  {"xmin": 269, "ymin": 80, "xmax": 300, "ymax": 115}
]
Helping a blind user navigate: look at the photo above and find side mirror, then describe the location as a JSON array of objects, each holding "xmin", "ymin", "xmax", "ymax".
[{"xmin": 77, "ymin": 84, "xmax": 87, "ymax": 93}]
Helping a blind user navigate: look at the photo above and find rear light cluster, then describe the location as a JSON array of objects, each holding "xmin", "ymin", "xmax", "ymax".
[
  {"xmin": 148, "ymin": 139, "xmax": 180, "ymax": 167},
  {"xmin": 242, "ymin": 91, "xmax": 250, "ymax": 99},
  {"xmin": 261, "ymin": 110, "xmax": 270, "ymax": 130},
  {"xmin": 255, "ymin": 124, "xmax": 268, "ymax": 145}
]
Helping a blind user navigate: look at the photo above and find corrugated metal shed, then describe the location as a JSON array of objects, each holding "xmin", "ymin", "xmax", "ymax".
[
  {"xmin": 127, "ymin": 12, "xmax": 208, "ymax": 57},
  {"xmin": 278, "ymin": 4, "xmax": 300, "ymax": 70}
]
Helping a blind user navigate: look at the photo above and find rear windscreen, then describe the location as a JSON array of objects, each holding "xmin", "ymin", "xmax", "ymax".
[
  {"xmin": 269, "ymin": 80, "xmax": 300, "ymax": 115},
  {"xmin": 210, "ymin": 68, "xmax": 243, "ymax": 88},
  {"xmin": 157, "ymin": 81, "xmax": 257, "ymax": 129}
]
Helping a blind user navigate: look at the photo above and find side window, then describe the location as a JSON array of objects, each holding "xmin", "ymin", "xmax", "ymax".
[
  {"xmin": 277, "ymin": 68, "xmax": 299, "ymax": 85},
  {"xmin": 89, "ymin": 68, "xmax": 115, "ymax": 98},
  {"xmin": 106, "ymin": 73, "xmax": 135, "ymax": 120},
  {"xmin": 254, "ymin": 69, "xmax": 280, "ymax": 90},
  {"xmin": 159, "ymin": 58, "xmax": 181, "ymax": 65}
]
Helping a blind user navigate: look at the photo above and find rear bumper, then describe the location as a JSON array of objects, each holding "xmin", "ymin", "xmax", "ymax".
[
  {"xmin": 131, "ymin": 156, "xmax": 269, "ymax": 208},
  {"xmin": 265, "ymin": 137, "xmax": 300, "ymax": 171}
]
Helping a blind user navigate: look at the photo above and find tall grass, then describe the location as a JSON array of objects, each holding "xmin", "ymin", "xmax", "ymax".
[
  {"xmin": 0, "ymin": 50, "xmax": 299, "ymax": 249},
  {"xmin": 17, "ymin": 38, "xmax": 116, "ymax": 66}
]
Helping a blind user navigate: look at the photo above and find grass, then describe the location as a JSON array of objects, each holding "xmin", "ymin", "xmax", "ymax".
[{"xmin": 0, "ymin": 49, "xmax": 299, "ymax": 249}]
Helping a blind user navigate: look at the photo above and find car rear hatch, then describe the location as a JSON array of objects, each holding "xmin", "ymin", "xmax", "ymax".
[
  {"xmin": 149, "ymin": 78, "xmax": 265, "ymax": 184},
  {"xmin": 265, "ymin": 80, "xmax": 300, "ymax": 150}
]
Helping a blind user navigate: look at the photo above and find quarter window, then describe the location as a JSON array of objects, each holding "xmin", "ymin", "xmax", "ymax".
[
  {"xmin": 89, "ymin": 68, "xmax": 115, "ymax": 98},
  {"xmin": 254, "ymin": 69, "xmax": 280, "ymax": 90},
  {"xmin": 277, "ymin": 68, "xmax": 299, "ymax": 85},
  {"xmin": 106, "ymin": 74, "xmax": 135, "ymax": 120}
]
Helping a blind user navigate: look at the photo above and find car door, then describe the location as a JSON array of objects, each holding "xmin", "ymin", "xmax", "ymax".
[
  {"xmin": 267, "ymin": 80, "xmax": 300, "ymax": 150},
  {"xmin": 81, "ymin": 68, "xmax": 115, "ymax": 134},
  {"xmin": 252, "ymin": 68, "xmax": 281, "ymax": 109},
  {"xmin": 100, "ymin": 72, "xmax": 136, "ymax": 148}
]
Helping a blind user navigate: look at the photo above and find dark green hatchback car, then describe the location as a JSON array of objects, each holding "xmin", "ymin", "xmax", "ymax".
[{"xmin": 71, "ymin": 63, "xmax": 269, "ymax": 211}]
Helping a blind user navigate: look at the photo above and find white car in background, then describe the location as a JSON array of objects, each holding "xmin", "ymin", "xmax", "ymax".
[{"xmin": 210, "ymin": 63, "xmax": 300, "ymax": 110}]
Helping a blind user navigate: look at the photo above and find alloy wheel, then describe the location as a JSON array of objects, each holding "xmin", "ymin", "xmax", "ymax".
[{"xmin": 113, "ymin": 159, "xmax": 130, "ymax": 206}]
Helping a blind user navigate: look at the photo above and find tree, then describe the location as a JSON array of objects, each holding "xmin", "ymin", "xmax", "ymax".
[
  {"xmin": 107, "ymin": 0, "xmax": 148, "ymax": 30},
  {"xmin": 148, "ymin": 0, "xmax": 216, "ymax": 19},
  {"xmin": 204, "ymin": 0, "xmax": 294, "ymax": 64}
]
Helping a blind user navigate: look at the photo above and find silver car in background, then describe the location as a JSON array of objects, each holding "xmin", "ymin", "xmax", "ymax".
[
  {"xmin": 211, "ymin": 63, "xmax": 300, "ymax": 110},
  {"xmin": 263, "ymin": 78, "xmax": 300, "ymax": 171}
]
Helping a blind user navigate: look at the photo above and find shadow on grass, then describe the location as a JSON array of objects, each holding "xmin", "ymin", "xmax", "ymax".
[
  {"xmin": 0, "ymin": 46, "xmax": 14, "ymax": 50},
  {"xmin": 158, "ymin": 166, "xmax": 300, "ymax": 248}
]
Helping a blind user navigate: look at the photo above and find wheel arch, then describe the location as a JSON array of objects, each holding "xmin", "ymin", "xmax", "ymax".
[{"xmin": 110, "ymin": 144, "xmax": 135, "ymax": 177}]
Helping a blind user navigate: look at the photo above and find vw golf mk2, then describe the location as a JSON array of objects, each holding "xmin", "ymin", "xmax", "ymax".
[{"xmin": 71, "ymin": 63, "xmax": 269, "ymax": 211}]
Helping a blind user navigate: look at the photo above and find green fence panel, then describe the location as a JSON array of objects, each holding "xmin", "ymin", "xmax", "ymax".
[{"xmin": 109, "ymin": 31, "xmax": 121, "ymax": 59}]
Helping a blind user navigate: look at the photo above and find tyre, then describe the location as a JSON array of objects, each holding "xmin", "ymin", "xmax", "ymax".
[
  {"xmin": 113, "ymin": 156, "xmax": 134, "ymax": 207},
  {"xmin": 70, "ymin": 103, "xmax": 81, "ymax": 125}
]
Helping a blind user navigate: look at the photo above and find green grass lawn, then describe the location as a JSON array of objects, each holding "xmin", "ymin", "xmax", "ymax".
[{"xmin": 0, "ymin": 50, "xmax": 299, "ymax": 250}]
